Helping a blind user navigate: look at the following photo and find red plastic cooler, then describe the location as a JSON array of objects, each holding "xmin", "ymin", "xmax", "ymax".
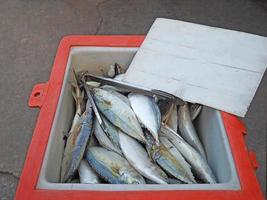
[{"xmin": 15, "ymin": 36, "xmax": 264, "ymax": 200}]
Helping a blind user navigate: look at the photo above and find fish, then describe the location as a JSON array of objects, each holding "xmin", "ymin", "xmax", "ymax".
[
  {"xmin": 190, "ymin": 103, "xmax": 202, "ymax": 120},
  {"xmin": 100, "ymin": 85, "xmax": 129, "ymax": 94},
  {"xmin": 65, "ymin": 69, "xmax": 85, "ymax": 138},
  {"xmin": 119, "ymin": 132, "xmax": 168, "ymax": 184},
  {"xmin": 101, "ymin": 116, "xmax": 121, "ymax": 149},
  {"xmin": 86, "ymin": 147, "xmax": 145, "ymax": 184},
  {"xmin": 78, "ymin": 159, "xmax": 101, "ymax": 184},
  {"xmin": 162, "ymin": 103, "xmax": 174, "ymax": 122},
  {"xmin": 145, "ymin": 132, "xmax": 195, "ymax": 184},
  {"xmin": 61, "ymin": 98, "xmax": 94, "ymax": 183},
  {"xmin": 178, "ymin": 103, "xmax": 206, "ymax": 159},
  {"xmin": 94, "ymin": 119, "xmax": 122, "ymax": 155},
  {"xmin": 128, "ymin": 93, "xmax": 161, "ymax": 144},
  {"xmin": 164, "ymin": 104, "xmax": 178, "ymax": 132},
  {"xmin": 161, "ymin": 125, "xmax": 216, "ymax": 184},
  {"xmin": 145, "ymin": 178, "xmax": 157, "ymax": 184},
  {"xmin": 158, "ymin": 100, "xmax": 172, "ymax": 117},
  {"xmin": 93, "ymin": 88, "xmax": 146, "ymax": 143},
  {"xmin": 160, "ymin": 137, "xmax": 191, "ymax": 171},
  {"xmin": 102, "ymin": 88, "xmax": 130, "ymax": 106},
  {"xmin": 160, "ymin": 136, "xmax": 195, "ymax": 182}
]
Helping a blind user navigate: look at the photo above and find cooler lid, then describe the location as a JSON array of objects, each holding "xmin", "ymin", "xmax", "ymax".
[{"xmin": 124, "ymin": 18, "xmax": 267, "ymax": 117}]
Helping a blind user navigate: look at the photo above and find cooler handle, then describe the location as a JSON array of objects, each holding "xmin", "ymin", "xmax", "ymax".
[{"xmin": 28, "ymin": 82, "xmax": 49, "ymax": 108}]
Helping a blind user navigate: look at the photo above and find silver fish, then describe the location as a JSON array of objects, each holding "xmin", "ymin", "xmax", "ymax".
[
  {"xmin": 128, "ymin": 93, "xmax": 161, "ymax": 144},
  {"xmin": 160, "ymin": 137, "xmax": 191, "ymax": 170},
  {"xmin": 165, "ymin": 105, "xmax": 178, "ymax": 132},
  {"xmin": 119, "ymin": 132, "xmax": 168, "ymax": 184},
  {"xmin": 146, "ymin": 133, "xmax": 195, "ymax": 184},
  {"xmin": 102, "ymin": 88, "xmax": 130, "ymax": 106},
  {"xmin": 158, "ymin": 100, "xmax": 172, "ymax": 117},
  {"xmin": 178, "ymin": 103, "xmax": 206, "ymax": 159},
  {"xmin": 190, "ymin": 103, "xmax": 202, "ymax": 120},
  {"xmin": 102, "ymin": 116, "xmax": 121, "ymax": 149},
  {"xmin": 161, "ymin": 125, "xmax": 216, "ymax": 184},
  {"xmin": 160, "ymin": 136, "xmax": 195, "ymax": 182},
  {"xmin": 66, "ymin": 69, "xmax": 85, "ymax": 138},
  {"xmin": 145, "ymin": 178, "xmax": 157, "ymax": 184},
  {"xmin": 146, "ymin": 177, "xmax": 182, "ymax": 184},
  {"xmin": 93, "ymin": 88, "xmax": 146, "ymax": 143},
  {"xmin": 94, "ymin": 119, "xmax": 122, "ymax": 155},
  {"xmin": 86, "ymin": 147, "xmax": 145, "ymax": 184},
  {"xmin": 61, "ymin": 99, "xmax": 94, "ymax": 182},
  {"xmin": 100, "ymin": 85, "xmax": 129, "ymax": 94},
  {"xmin": 78, "ymin": 159, "xmax": 100, "ymax": 184}
]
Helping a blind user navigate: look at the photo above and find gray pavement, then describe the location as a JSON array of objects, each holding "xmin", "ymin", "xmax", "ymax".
[{"xmin": 0, "ymin": 0, "xmax": 266, "ymax": 199}]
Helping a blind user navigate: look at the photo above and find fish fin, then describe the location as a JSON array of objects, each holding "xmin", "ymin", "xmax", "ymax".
[
  {"xmin": 78, "ymin": 90, "xmax": 85, "ymax": 105},
  {"xmin": 72, "ymin": 90, "xmax": 78, "ymax": 104},
  {"xmin": 70, "ymin": 68, "xmax": 80, "ymax": 90},
  {"xmin": 162, "ymin": 103, "xmax": 175, "ymax": 124},
  {"xmin": 71, "ymin": 70, "xmax": 85, "ymax": 114},
  {"xmin": 73, "ymin": 89, "xmax": 84, "ymax": 109},
  {"xmin": 190, "ymin": 104, "xmax": 202, "ymax": 120},
  {"xmin": 71, "ymin": 68, "xmax": 82, "ymax": 98}
]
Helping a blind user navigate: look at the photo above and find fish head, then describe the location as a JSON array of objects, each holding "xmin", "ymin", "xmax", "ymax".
[
  {"xmin": 118, "ymin": 168, "xmax": 145, "ymax": 184},
  {"xmin": 144, "ymin": 130, "xmax": 156, "ymax": 146},
  {"xmin": 93, "ymin": 88, "xmax": 114, "ymax": 109},
  {"xmin": 149, "ymin": 144, "xmax": 163, "ymax": 161}
]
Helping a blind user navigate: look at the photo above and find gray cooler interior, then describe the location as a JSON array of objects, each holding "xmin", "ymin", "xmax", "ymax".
[{"xmin": 37, "ymin": 47, "xmax": 240, "ymax": 190}]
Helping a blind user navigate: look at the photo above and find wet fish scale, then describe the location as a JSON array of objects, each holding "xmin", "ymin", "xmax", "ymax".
[
  {"xmin": 93, "ymin": 88, "xmax": 146, "ymax": 143},
  {"xmin": 78, "ymin": 159, "xmax": 100, "ymax": 184},
  {"xmin": 87, "ymin": 151, "xmax": 120, "ymax": 183},
  {"xmin": 166, "ymin": 105, "xmax": 178, "ymax": 132},
  {"xmin": 86, "ymin": 147, "xmax": 145, "ymax": 184},
  {"xmin": 178, "ymin": 103, "xmax": 206, "ymax": 159},
  {"xmin": 128, "ymin": 93, "xmax": 161, "ymax": 144},
  {"xmin": 160, "ymin": 136, "xmax": 193, "ymax": 180},
  {"xmin": 148, "ymin": 137, "xmax": 195, "ymax": 184},
  {"xmin": 93, "ymin": 119, "xmax": 122, "ymax": 155},
  {"xmin": 102, "ymin": 117, "xmax": 121, "ymax": 148},
  {"xmin": 61, "ymin": 99, "xmax": 94, "ymax": 183},
  {"xmin": 102, "ymin": 88, "xmax": 130, "ymax": 106},
  {"xmin": 119, "ymin": 132, "xmax": 168, "ymax": 184},
  {"xmin": 190, "ymin": 103, "xmax": 202, "ymax": 120},
  {"xmin": 161, "ymin": 125, "xmax": 216, "ymax": 183}
]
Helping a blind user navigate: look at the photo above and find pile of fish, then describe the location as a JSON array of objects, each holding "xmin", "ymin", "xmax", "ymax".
[{"xmin": 60, "ymin": 66, "xmax": 216, "ymax": 185}]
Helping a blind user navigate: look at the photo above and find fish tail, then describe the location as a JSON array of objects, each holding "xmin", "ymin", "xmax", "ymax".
[
  {"xmin": 162, "ymin": 103, "xmax": 175, "ymax": 124},
  {"xmin": 71, "ymin": 67, "xmax": 79, "ymax": 88},
  {"xmin": 71, "ymin": 68, "xmax": 85, "ymax": 113}
]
